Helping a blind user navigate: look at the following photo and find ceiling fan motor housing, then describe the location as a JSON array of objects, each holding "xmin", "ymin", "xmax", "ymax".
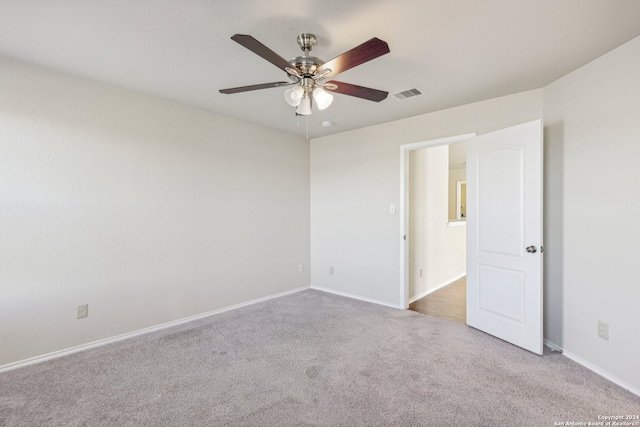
[{"xmin": 290, "ymin": 55, "xmax": 324, "ymax": 76}]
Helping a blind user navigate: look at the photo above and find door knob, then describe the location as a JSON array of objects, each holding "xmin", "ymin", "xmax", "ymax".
[{"xmin": 526, "ymin": 246, "xmax": 537, "ymax": 253}]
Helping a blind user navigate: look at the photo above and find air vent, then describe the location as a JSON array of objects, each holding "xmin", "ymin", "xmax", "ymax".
[{"xmin": 393, "ymin": 88, "xmax": 424, "ymax": 100}]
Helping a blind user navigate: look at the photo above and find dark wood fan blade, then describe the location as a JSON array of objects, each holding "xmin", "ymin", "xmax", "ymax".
[
  {"xmin": 219, "ymin": 81, "xmax": 291, "ymax": 94},
  {"xmin": 318, "ymin": 38, "xmax": 389, "ymax": 77},
  {"xmin": 231, "ymin": 34, "xmax": 293, "ymax": 72},
  {"xmin": 326, "ymin": 81, "xmax": 388, "ymax": 102}
]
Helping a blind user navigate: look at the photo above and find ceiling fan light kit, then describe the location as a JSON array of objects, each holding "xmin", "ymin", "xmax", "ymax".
[
  {"xmin": 296, "ymin": 95, "xmax": 313, "ymax": 116},
  {"xmin": 220, "ymin": 33, "xmax": 390, "ymax": 117},
  {"xmin": 313, "ymin": 87, "xmax": 333, "ymax": 110},
  {"xmin": 284, "ymin": 85, "xmax": 304, "ymax": 107}
]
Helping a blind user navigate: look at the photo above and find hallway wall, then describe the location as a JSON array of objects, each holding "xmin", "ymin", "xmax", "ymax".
[{"xmin": 408, "ymin": 146, "xmax": 465, "ymax": 301}]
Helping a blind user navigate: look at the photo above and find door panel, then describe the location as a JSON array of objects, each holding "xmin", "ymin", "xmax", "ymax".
[
  {"xmin": 467, "ymin": 120, "xmax": 543, "ymax": 355},
  {"xmin": 478, "ymin": 265, "xmax": 524, "ymax": 323},
  {"xmin": 478, "ymin": 147, "xmax": 524, "ymax": 256}
]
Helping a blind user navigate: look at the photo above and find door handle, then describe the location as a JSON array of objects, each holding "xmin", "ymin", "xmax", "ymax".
[{"xmin": 526, "ymin": 245, "xmax": 537, "ymax": 253}]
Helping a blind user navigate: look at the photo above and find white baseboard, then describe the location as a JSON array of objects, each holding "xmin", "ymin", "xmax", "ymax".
[
  {"xmin": 408, "ymin": 273, "xmax": 466, "ymax": 304},
  {"xmin": 543, "ymin": 339, "xmax": 640, "ymax": 398},
  {"xmin": 310, "ymin": 286, "xmax": 402, "ymax": 309},
  {"xmin": 0, "ymin": 286, "xmax": 309, "ymax": 374}
]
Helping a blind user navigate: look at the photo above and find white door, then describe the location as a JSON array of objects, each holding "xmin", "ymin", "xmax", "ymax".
[{"xmin": 466, "ymin": 120, "xmax": 543, "ymax": 354}]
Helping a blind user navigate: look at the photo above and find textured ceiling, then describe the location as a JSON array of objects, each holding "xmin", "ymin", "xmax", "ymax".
[{"xmin": 1, "ymin": 0, "xmax": 640, "ymax": 138}]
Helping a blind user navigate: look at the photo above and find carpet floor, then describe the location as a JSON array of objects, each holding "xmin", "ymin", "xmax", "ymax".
[{"xmin": 1, "ymin": 289, "xmax": 639, "ymax": 426}]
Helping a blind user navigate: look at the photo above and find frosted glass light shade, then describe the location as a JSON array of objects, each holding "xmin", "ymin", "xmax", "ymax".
[
  {"xmin": 296, "ymin": 96, "xmax": 312, "ymax": 115},
  {"xmin": 284, "ymin": 86, "xmax": 304, "ymax": 107},
  {"xmin": 313, "ymin": 87, "xmax": 333, "ymax": 110}
]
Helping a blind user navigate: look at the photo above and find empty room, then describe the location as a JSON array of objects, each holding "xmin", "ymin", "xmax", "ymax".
[{"xmin": 1, "ymin": 1, "xmax": 639, "ymax": 425}]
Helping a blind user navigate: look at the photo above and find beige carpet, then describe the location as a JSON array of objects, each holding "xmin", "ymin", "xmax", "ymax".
[{"xmin": 1, "ymin": 290, "xmax": 639, "ymax": 426}]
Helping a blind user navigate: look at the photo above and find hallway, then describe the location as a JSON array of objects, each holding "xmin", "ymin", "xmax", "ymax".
[{"xmin": 409, "ymin": 276, "xmax": 466, "ymax": 323}]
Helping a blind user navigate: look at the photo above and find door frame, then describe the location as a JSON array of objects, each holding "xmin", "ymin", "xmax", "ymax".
[{"xmin": 399, "ymin": 133, "xmax": 476, "ymax": 308}]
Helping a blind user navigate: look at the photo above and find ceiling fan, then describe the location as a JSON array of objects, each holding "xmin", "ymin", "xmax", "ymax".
[{"xmin": 219, "ymin": 33, "xmax": 390, "ymax": 116}]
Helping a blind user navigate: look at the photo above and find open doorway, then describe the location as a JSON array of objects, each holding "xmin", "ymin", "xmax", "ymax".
[
  {"xmin": 400, "ymin": 122, "xmax": 543, "ymax": 354},
  {"xmin": 406, "ymin": 142, "xmax": 467, "ymax": 323}
]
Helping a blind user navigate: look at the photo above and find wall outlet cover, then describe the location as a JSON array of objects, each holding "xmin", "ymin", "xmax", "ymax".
[
  {"xmin": 598, "ymin": 321, "xmax": 609, "ymax": 340},
  {"xmin": 77, "ymin": 304, "xmax": 88, "ymax": 319}
]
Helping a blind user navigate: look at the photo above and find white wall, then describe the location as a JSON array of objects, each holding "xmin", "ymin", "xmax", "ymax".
[
  {"xmin": 409, "ymin": 147, "xmax": 465, "ymax": 301},
  {"xmin": 543, "ymin": 36, "xmax": 640, "ymax": 392},
  {"xmin": 0, "ymin": 57, "xmax": 310, "ymax": 366},
  {"xmin": 310, "ymin": 89, "xmax": 543, "ymax": 307}
]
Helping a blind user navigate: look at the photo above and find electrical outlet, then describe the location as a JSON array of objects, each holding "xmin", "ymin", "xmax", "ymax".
[
  {"xmin": 77, "ymin": 304, "xmax": 88, "ymax": 319},
  {"xmin": 598, "ymin": 321, "xmax": 609, "ymax": 340},
  {"xmin": 329, "ymin": 266, "xmax": 334, "ymax": 275},
  {"xmin": 419, "ymin": 268, "xmax": 423, "ymax": 278},
  {"xmin": 298, "ymin": 264, "xmax": 304, "ymax": 273}
]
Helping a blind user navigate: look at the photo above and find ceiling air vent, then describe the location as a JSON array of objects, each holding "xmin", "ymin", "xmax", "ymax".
[{"xmin": 393, "ymin": 88, "xmax": 424, "ymax": 100}]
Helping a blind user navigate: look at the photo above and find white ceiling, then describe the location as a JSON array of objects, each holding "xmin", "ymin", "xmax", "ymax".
[{"xmin": 1, "ymin": 0, "xmax": 640, "ymax": 138}]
